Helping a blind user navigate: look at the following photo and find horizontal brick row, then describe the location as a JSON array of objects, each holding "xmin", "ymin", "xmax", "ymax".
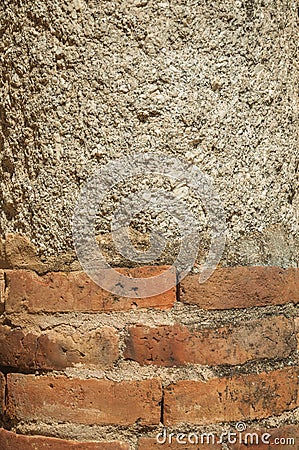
[
  {"xmin": 138, "ymin": 424, "xmax": 299, "ymax": 449},
  {"xmin": 1, "ymin": 367, "xmax": 297, "ymax": 427},
  {"xmin": 6, "ymin": 374, "xmax": 162, "ymax": 426},
  {"xmin": 181, "ymin": 266, "xmax": 299, "ymax": 309},
  {"xmin": 4, "ymin": 266, "xmax": 176, "ymax": 312},
  {"xmin": 0, "ymin": 428, "xmax": 129, "ymax": 450},
  {"xmin": 3, "ymin": 266, "xmax": 299, "ymax": 313},
  {"xmin": 0, "ymin": 325, "xmax": 119, "ymax": 370},
  {"xmin": 0, "ymin": 315, "xmax": 296, "ymax": 371},
  {"xmin": 0, "ymin": 425, "xmax": 297, "ymax": 450},
  {"xmin": 1, "ymin": 425, "xmax": 297, "ymax": 450},
  {"xmin": 164, "ymin": 367, "xmax": 298, "ymax": 425},
  {"xmin": 125, "ymin": 316, "xmax": 296, "ymax": 366}
]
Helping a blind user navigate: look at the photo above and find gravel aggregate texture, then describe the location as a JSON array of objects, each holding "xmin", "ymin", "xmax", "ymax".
[{"xmin": 0, "ymin": 0, "xmax": 298, "ymax": 268}]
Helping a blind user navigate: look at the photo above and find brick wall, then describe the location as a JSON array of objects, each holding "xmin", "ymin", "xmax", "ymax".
[{"xmin": 0, "ymin": 265, "xmax": 298, "ymax": 449}]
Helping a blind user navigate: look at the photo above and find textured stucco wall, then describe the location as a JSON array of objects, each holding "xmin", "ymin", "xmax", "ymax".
[{"xmin": 0, "ymin": 0, "xmax": 298, "ymax": 270}]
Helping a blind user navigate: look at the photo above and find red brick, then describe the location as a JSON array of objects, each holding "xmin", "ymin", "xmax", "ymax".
[
  {"xmin": 0, "ymin": 372, "xmax": 5, "ymax": 415},
  {"xmin": 0, "ymin": 325, "xmax": 119, "ymax": 370},
  {"xmin": 0, "ymin": 428, "xmax": 129, "ymax": 450},
  {"xmin": 5, "ymin": 266, "xmax": 176, "ymax": 312},
  {"xmin": 164, "ymin": 367, "xmax": 299, "ymax": 425},
  {"xmin": 180, "ymin": 267, "xmax": 299, "ymax": 309},
  {"xmin": 138, "ymin": 425, "xmax": 299, "ymax": 450},
  {"xmin": 125, "ymin": 316, "xmax": 295, "ymax": 366},
  {"xmin": 6, "ymin": 374, "xmax": 162, "ymax": 426}
]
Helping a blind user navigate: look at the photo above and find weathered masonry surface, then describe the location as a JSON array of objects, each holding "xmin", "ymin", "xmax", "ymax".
[
  {"xmin": 0, "ymin": 265, "xmax": 298, "ymax": 448},
  {"xmin": 0, "ymin": 0, "xmax": 298, "ymax": 448}
]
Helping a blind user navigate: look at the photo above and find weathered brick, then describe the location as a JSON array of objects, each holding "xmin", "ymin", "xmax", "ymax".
[
  {"xmin": 125, "ymin": 316, "xmax": 295, "ymax": 366},
  {"xmin": 164, "ymin": 367, "xmax": 299, "ymax": 425},
  {"xmin": 180, "ymin": 267, "xmax": 299, "ymax": 309},
  {"xmin": 0, "ymin": 428, "xmax": 129, "ymax": 450},
  {"xmin": 5, "ymin": 266, "xmax": 176, "ymax": 312},
  {"xmin": 7, "ymin": 374, "xmax": 162, "ymax": 426},
  {"xmin": 0, "ymin": 372, "xmax": 5, "ymax": 416},
  {"xmin": 0, "ymin": 325, "xmax": 119, "ymax": 370}
]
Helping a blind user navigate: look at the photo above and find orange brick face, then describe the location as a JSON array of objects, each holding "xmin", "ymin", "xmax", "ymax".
[
  {"xmin": 5, "ymin": 266, "xmax": 176, "ymax": 313},
  {"xmin": 6, "ymin": 374, "xmax": 162, "ymax": 426},
  {"xmin": 164, "ymin": 367, "xmax": 299, "ymax": 425},
  {"xmin": 124, "ymin": 316, "xmax": 295, "ymax": 366},
  {"xmin": 0, "ymin": 428, "xmax": 129, "ymax": 450},
  {"xmin": 180, "ymin": 267, "xmax": 299, "ymax": 309},
  {"xmin": 0, "ymin": 325, "xmax": 119, "ymax": 370}
]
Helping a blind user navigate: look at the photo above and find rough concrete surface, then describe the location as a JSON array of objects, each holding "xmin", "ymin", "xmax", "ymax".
[{"xmin": 0, "ymin": 0, "xmax": 298, "ymax": 269}]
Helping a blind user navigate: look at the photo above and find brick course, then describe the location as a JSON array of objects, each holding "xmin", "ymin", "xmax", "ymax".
[
  {"xmin": 164, "ymin": 367, "xmax": 299, "ymax": 425},
  {"xmin": 5, "ymin": 266, "xmax": 176, "ymax": 313},
  {"xmin": 181, "ymin": 267, "xmax": 299, "ymax": 309},
  {"xmin": 6, "ymin": 374, "xmax": 162, "ymax": 426},
  {"xmin": 125, "ymin": 316, "xmax": 295, "ymax": 366},
  {"xmin": 0, "ymin": 325, "xmax": 119, "ymax": 370}
]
